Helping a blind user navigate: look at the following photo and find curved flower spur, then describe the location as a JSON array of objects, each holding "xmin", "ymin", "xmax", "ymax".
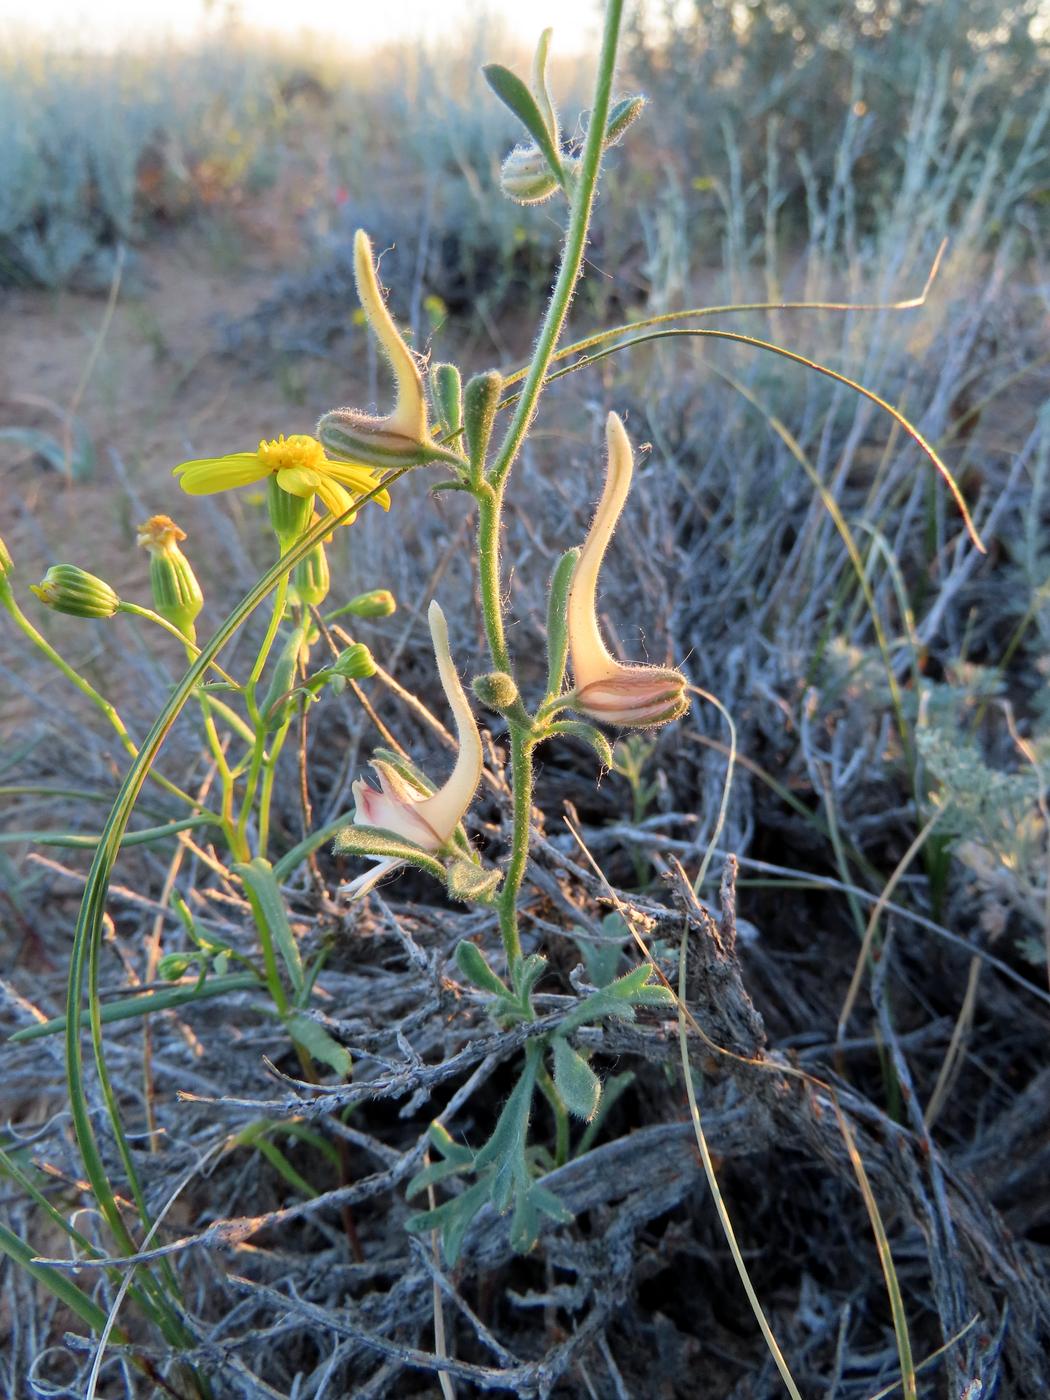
[
  {"xmin": 336, "ymin": 600, "xmax": 495, "ymax": 903},
  {"xmin": 317, "ymin": 231, "xmax": 467, "ymax": 473},
  {"xmin": 566, "ymin": 412, "xmax": 688, "ymax": 728}
]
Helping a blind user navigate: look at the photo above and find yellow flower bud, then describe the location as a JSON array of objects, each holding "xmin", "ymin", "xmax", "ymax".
[
  {"xmin": 30, "ymin": 565, "xmax": 120, "ymax": 619},
  {"xmin": 137, "ymin": 515, "xmax": 204, "ymax": 643}
]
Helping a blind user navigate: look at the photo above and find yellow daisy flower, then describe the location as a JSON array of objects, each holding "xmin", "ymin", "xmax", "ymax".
[{"xmin": 173, "ymin": 433, "xmax": 391, "ymax": 522}]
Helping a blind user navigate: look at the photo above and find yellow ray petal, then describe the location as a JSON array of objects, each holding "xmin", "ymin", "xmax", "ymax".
[
  {"xmin": 174, "ymin": 454, "xmax": 267, "ymax": 494},
  {"xmin": 321, "ymin": 457, "xmax": 392, "ymax": 509},
  {"xmin": 313, "ymin": 473, "xmax": 356, "ymax": 521}
]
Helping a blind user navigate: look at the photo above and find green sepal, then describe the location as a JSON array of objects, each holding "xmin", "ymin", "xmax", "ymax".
[
  {"xmin": 552, "ymin": 1037, "xmax": 602, "ymax": 1122},
  {"xmin": 368, "ymin": 748, "xmax": 435, "ymax": 796},
  {"xmin": 267, "ymin": 476, "xmax": 313, "ymax": 550},
  {"xmin": 545, "ymin": 548, "xmax": 578, "ymax": 697},
  {"xmin": 463, "ymin": 370, "xmax": 503, "ymax": 475},
  {"xmin": 543, "ymin": 719, "xmax": 614, "ymax": 769},
  {"xmin": 446, "ymin": 859, "xmax": 502, "ymax": 905},
  {"xmin": 290, "ymin": 543, "xmax": 330, "ymax": 608},
  {"xmin": 455, "ymin": 939, "xmax": 510, "ymax": 997},
  {"xmin": 332, "ymin": 824, "xmax": 445, "ymax": 882},
  {"xmin": 431, "ymin": 362, "xmax": 463, "ymax": 441},
  {"xmin": 482, "ymin": 64, "xmax": 564, "ymax": 182},
  {"xmin": 148, "ymin": 548, "xmax": 203, "ymax": 642},
  {"xmin": 530, "ymin": 27, "xmax": 559, "ymax": 148},
  {"xmin": 234, "ymin": 857, "xmax": 305, "ymax": 1001},
  {"xmin": 261, "ymin": 626, "xmax": 307, "ymax": 729}
]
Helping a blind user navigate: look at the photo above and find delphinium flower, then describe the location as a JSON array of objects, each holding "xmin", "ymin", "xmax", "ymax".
[
  {"xmin": 317, "ymin": 231, "xmax": 466, "ymax": 472},
  {"xmin": 340, "ymin": 600, "xmax": 482, "ymax": 900},
  {"xmin": 566, "ymin": 413, "xmax": 688, "ymax": 728}
]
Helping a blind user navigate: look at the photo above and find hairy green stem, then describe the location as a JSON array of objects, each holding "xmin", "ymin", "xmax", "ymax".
[
  {"xmin": 474, "ymin": 0, "xmax": 624, "ymax": 968},
  {"xmin": 498, "ymin": 725, "xmax": 534, "ymax": 966},
  {"xmin": 476, "ymin": 483, "xmax": 511, "ymax": 674},
  {"xmin": 487, "ymin": 0, "xmax": 623, "ymax": 496}
]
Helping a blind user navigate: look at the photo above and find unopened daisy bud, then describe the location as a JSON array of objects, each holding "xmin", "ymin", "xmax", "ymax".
[
  {"xmin": 291, "ymin": 543, "xmax": 331, "ymax": 608},
  {"xmin": 318, "ymin": 231, "xmax": 465, "ymax": 472},
  {"xmin": 30, "ymin": 564, "xmax": 120, "ymax": 619},
  {"xmin": 349, "ymin": 588, "xmax": 396, "ymax": 619},
  {"xmin": 136, "ymin": 515, "xmax": 203, "ymax": 643},
  {"xmin": 267, "ymin": 476, "xmax": 314, "ymax": 551},
  {"xmin": 332, "ymin": 642, "xmax": 376, "ymax": 681}
]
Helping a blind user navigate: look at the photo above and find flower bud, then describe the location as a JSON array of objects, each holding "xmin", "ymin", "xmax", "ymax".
[
  {"xmin": 332, "ymin": 642, "xmax": 377, "ymax": 681},
  {"xmin": 267, "ymin": 476, "xmax": 314, "ymax": 550},
  {"xmin": 30, "ymin": 564, "xmax": 120, "ymax": 619},
  {"xmin": 463, "ymin": 370, "xmax": 503, "ymax": 471},
  {"xmin": 345, "ymin": 588, "xmax": 396, "ymax": 619},
  {"xmin": 291, "ymin": 542, "xmax": 331, "ymax": 608},
  {"xmin": 472, "ymin": 670, "xmax": 519, "ymax": 711},
  {"xmin": 137, "ymin": 515, "xmax": 204, "ymax": 643},
  {"xmin": 499, "ymin": 144, "xmax": 560, "ymax": 205}
]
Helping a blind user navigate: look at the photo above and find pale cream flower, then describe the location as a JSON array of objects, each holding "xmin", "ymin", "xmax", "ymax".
[
  {"xmin": 567, "ymin": 413, "xmax": 688, "ymax": 728},
  {"xmin": 342, "ymin": 600, "xmax": 482, "ymax": 899}
]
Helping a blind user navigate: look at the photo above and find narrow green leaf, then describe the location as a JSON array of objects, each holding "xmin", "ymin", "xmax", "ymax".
[
  {"xmin": 234, "ymin": 857, "xmax": 304, "ymax": 1001},
  {"xmin": 455, "ymin": 940, "xmax": 510, "ymax": 997},
  {"xmin": 482, "ymin": 64, "xmax": 564, "ymax": 179},
  {"xmin": 0, "ymin": 1221, "xmax": 122, "ymax": 1336},
  {"xmin": 285, "ymin": 1011, "xmax": 352, "ymax": 1077},
  {"xmin": 8, "ymin": 972, "xmax": 260, "ymax": 1043}
]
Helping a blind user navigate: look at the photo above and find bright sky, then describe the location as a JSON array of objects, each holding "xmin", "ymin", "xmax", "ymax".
[{"xmin": 0, "ymin": 0, "xmax": 604, "ymax": 52}]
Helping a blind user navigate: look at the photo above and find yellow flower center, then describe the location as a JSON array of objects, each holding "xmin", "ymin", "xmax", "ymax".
[{"xmin": 257, "ymin": 434, "xmax": 328, "ymax": 475}]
